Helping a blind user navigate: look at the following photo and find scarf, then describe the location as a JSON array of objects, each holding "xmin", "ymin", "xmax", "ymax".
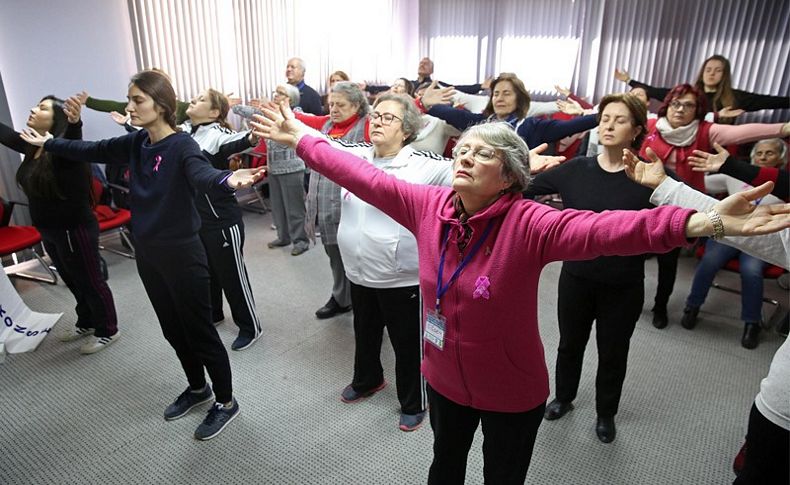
[{"xmin": 655, "ymin": 117, "xmax": 700, "ymax": 147}]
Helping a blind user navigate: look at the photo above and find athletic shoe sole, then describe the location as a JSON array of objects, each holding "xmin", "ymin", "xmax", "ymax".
[{"xmin": 194, "ymin": 408, "xmax": 240, "ymax": 441}]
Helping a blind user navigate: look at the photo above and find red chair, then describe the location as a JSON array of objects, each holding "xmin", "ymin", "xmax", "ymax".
[
  {"xmin": 0, "ymin": 197, "xmax": 57, "ymax": 284},
  {"xmin": 694, "ymin": 244, "xmax": 786, "ymax": 329},
  {"xmin": 91, "ymin": 177, "xmax": 134, "ymax": 258}
]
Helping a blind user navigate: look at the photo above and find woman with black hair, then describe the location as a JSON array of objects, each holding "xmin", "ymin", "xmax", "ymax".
[
  {"xmin": 22, "ymin": 70, "xmax": 263, "ymax": 441},
  {"xmin": 0, "ymin": 95, "xmax": 118, "ymax": 355}
]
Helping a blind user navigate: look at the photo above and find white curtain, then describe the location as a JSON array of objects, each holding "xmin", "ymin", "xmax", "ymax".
[
  {"xmin": 420, "ymin": 0, "xmax": 789, "ymax": 122},
  {"xmin": 128, "ymin": 0, "xmax": 418, "ymax": 103}
]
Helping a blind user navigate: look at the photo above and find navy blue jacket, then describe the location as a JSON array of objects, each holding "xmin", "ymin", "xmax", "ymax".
[{"xmin": 45, "ymin": 130, "xmax": 233, "ymax": 245}]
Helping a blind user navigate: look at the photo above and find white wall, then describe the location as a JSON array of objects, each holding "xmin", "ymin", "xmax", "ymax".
[{"xmin": 0, "ymin": 0, "xmax": 138, "ymax": 140}]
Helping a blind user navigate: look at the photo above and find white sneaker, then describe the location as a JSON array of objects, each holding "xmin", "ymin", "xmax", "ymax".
[
  {"xmin": 80, "ymin": 331, "xmax": 120, "ymax": 354},
  {"xmin": 59, "ymin": 327, "xmax": 95, "ymax": 342}
]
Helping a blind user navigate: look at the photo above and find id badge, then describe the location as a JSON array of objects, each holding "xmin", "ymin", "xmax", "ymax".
[{"xmin": 424, "ymin": 311, "xmax": 446, "ymax": 350}]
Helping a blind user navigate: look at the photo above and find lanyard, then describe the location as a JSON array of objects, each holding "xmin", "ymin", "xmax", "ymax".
[{"xmin": 435, "ymin": 219, "xmax": 495, "ymax": 314}]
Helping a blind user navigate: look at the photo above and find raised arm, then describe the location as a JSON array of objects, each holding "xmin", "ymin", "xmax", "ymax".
[
  {"xmin": 0, "ymin": 121, "xmax": 31, "ymax": 154},
  {"xmin": 733, "ymin": 89, "xmax": 790, "ymax": 112},
  {"xmin": 623, "ymin": 147, "xmax": 790, "ymax": 268},
  {"xmin": 708, "ymin": 121, "xmax": 789, "ymax": 146},
  {"xmin": 250, "ymin": 103, "xmax": 433, "ymax": 233},
  {"xmin": 426, "ymin": 104, "xmax": 486, "ymax": 132},
  {"xmin": 688, "ymin": 143, "xmax": 789, "ymax": 200},
  {"xmin": 39, "ymin": 131, "xmax": 140, "ymax": 165},
  {"xmin": 522, "ymin": 114, "xmax": 597, "ymax": 145}
]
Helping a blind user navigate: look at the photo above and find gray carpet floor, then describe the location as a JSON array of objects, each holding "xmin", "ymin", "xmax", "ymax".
[{"xmin": 1, "ymin": 209, "xmax": 786, "ymax": 485}]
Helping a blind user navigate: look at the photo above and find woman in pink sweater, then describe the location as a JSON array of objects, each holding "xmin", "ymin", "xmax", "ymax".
[{"xmin": 251, "ymin": 103, "xmax": 790, "ymax": 485}]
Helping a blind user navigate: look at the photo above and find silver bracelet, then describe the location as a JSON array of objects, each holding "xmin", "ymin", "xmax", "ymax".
[{"xmin": 706, "ymin": 209, "xmax": 725, "ymax": 240}]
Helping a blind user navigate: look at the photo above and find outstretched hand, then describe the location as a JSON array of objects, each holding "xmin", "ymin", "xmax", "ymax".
[
  {"xmin": 554, "ymin": 85, "xmax": 571, "ymax": 98},
  {"xmin": 556, "ymin": 98, "xmax": 583, "ymax": 116},
  {"xmin": 688, "ymin": 143, "xmax": 729, "ymax": 173},
  {"xmin": 718, "ymin": 106, "xmax": 744, "ymax": 119},
  {"xmin": 110, "ymin": 111, "xmax": 130, "ymax": 126},
  {"xmin": 419, "ymin": 80, "xmax": 454, "ymax": 109},
  {"xmin": 63, "ymin": 96, "xmax": 82, "ymax": 124},
  {"xmin": 614, "ymin": 68, "xmax": 630, "ymax": 83},
  {"xmin": 76, "ymin": 91, "xmax": 89, "ymax": 105},
  {"xmin": 249, "ymin": 100, "xmax": 306, "ymax": 148},
  {"xmin": 226, "ymin": 167, "xmax": 266, "ymax": 189},
  {"xmin": 529, "ymin": 143, "xmax": 565, "ymax": 173},
  {"xmin": 20, "ymin": 128, "xmax": 53, "ymax": 147},
  {"xmin": 714, "ymin": 182, "xmax": 790, "ymax": 236},
  {"xmin": 622, "ymin": 147, "xmax": 667, "ymax": 189}
]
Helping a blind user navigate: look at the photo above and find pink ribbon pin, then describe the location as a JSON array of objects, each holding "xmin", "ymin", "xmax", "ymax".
[
  {"xmin": 473, "ymin": 276, "xmax": 490, "ymax": 300},
  {"xmin": 153, "ymin": 155, "xmax": 163, "ymax": 172}
]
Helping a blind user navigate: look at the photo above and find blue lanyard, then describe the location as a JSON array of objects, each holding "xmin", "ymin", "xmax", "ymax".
[{"xmin": 435, "ymin": 220, "xmax": 495, "ymax": 313}]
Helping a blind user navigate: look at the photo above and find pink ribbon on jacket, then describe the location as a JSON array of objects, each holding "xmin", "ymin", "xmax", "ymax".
[
  {"xmin": 153, "ymin": 155, "xmax": 163, "ymax": 172},
  {"xmin": 473, "ymin": 276, "xmax": 490, "ymax": 300}
]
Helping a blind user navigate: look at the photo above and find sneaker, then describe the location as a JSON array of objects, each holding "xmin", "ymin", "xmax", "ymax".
[
  {"xmin": 340, "ymin": 380, "xmax": 387, "ymax": 403},
  {"xmin": 291, "ymin": 245, "xmax": 308, "ymax": 256},
  {"xmin": 59, "ymin": 327, "xmax": 94, "ymax": 342},
  {"xmin": 231, "ymin": 332, "xmax": 260, "ymax": 351},
  {"xmin": 80, "ymin": 331, "xmax": 120, "ymax": 354},
  {"xmin": 267, "ymin": 239, "xmax": 290, "ymax": 249},
  {"xmin": 741, "ymin": 322, "xmax": 761, "ymax": 349},
  {"xmin": 399, "ymin": 410, "xmax": 427, "ymax": 432},
  {"xmin": 194, "ymin": 399, "xmax": 240, "ymax": 441},
  {"xmin": 164, "ymin": 385, "xmax": 214, "ymax": 421}
]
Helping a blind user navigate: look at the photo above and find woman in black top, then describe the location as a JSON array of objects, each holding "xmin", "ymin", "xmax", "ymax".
[
  {"xmin": 22, "ymin": 70, "xmax": 263, "ymax": 441},
  {"xmin": 525, "ymin": 93, "xmax": 653, "ymax": 444},
  {"xmin": 616, "ymin": 55, "xmax": 789, "ymax": 123},
  {"xmin": 0, "ymin": 95, "xmax": 118, "ymax": 354}
]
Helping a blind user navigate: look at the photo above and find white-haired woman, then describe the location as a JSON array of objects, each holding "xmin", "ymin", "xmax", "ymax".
[{"xmin": 251, "ymin": 100, "xmax": 790, "ymax": 484}]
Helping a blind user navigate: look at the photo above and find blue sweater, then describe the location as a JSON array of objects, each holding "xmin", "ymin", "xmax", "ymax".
[
  {"xmin": 426, "ymin": 105, "xmax": 598, "ymax": 148},
  {"xmin": 45, "ymin": 130, "xmax": 232, "ymax": 246}
]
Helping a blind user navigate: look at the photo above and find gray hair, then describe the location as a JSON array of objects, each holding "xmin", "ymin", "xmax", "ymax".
[
  {"xmin": 331, "ymin": 81, "xmax": 370, "ymax": 117},
  {"xmin": 453, "ymin": 122, "xmax": 531, "ymax": 193},
  {"xmin": 289, "ymin": 57, "xmax": 305, "ymax": 72},
  {"xmin": 750, "ymin": 138, "xmax": 787, "ymax": 168},
  {"xmin": 279, "ymin": 83, "xmax": 300, "ymax": 107},
  {"xmin": 373, "ymin": 92, "xmax": 423, "ymax": 145}
]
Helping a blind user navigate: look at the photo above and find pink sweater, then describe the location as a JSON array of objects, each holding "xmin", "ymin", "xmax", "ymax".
[{"xmin": 296, "ymin": 135, "xmax": 695, "ymax": 412}]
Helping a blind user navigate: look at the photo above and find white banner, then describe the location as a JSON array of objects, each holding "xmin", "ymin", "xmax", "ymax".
[{"xmin": 0, "ymin": 271, "xmax": 63, "ymax": 354}]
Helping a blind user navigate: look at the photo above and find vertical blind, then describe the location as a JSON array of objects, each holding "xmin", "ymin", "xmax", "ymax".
[{"xmin": 127, "ymin": 0, "xmax": 413, "ymax": 103}]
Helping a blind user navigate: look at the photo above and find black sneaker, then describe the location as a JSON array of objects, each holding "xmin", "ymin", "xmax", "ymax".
[
  {"xmin": 315, "ymin": 297, "xmax": 352, "ymax": 319},
  {"xmin": 164, "ymin": 385, "xmax": 213, "ymax": 421},
  {"xmin": 231, "ymin": 332, "xmax": 260, "ymax": 351},
  {"xmin": 194, "ymin": 399, "xmax": 240, "ymax": 441}
]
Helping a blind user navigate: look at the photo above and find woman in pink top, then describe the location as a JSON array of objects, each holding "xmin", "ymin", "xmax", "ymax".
[
  {"xmin": 251, "ymin": 102, "xmax": 790, "ymax": 485},
  {"xmin": 639, "ymin": 83, "xmax": 789, "ymax": 330}
]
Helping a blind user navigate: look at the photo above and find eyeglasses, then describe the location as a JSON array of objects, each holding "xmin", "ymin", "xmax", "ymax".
[
  {"xmin": 669, "ymin": 101, "xmax": 697, "ymax": 111},
  {"xmin": 369, "ymin": 112, "xmax": 403, "ymax": 126},
  {"xmin": 454, "ymin": 146, "xmax": 499, "ymax": 162}
]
